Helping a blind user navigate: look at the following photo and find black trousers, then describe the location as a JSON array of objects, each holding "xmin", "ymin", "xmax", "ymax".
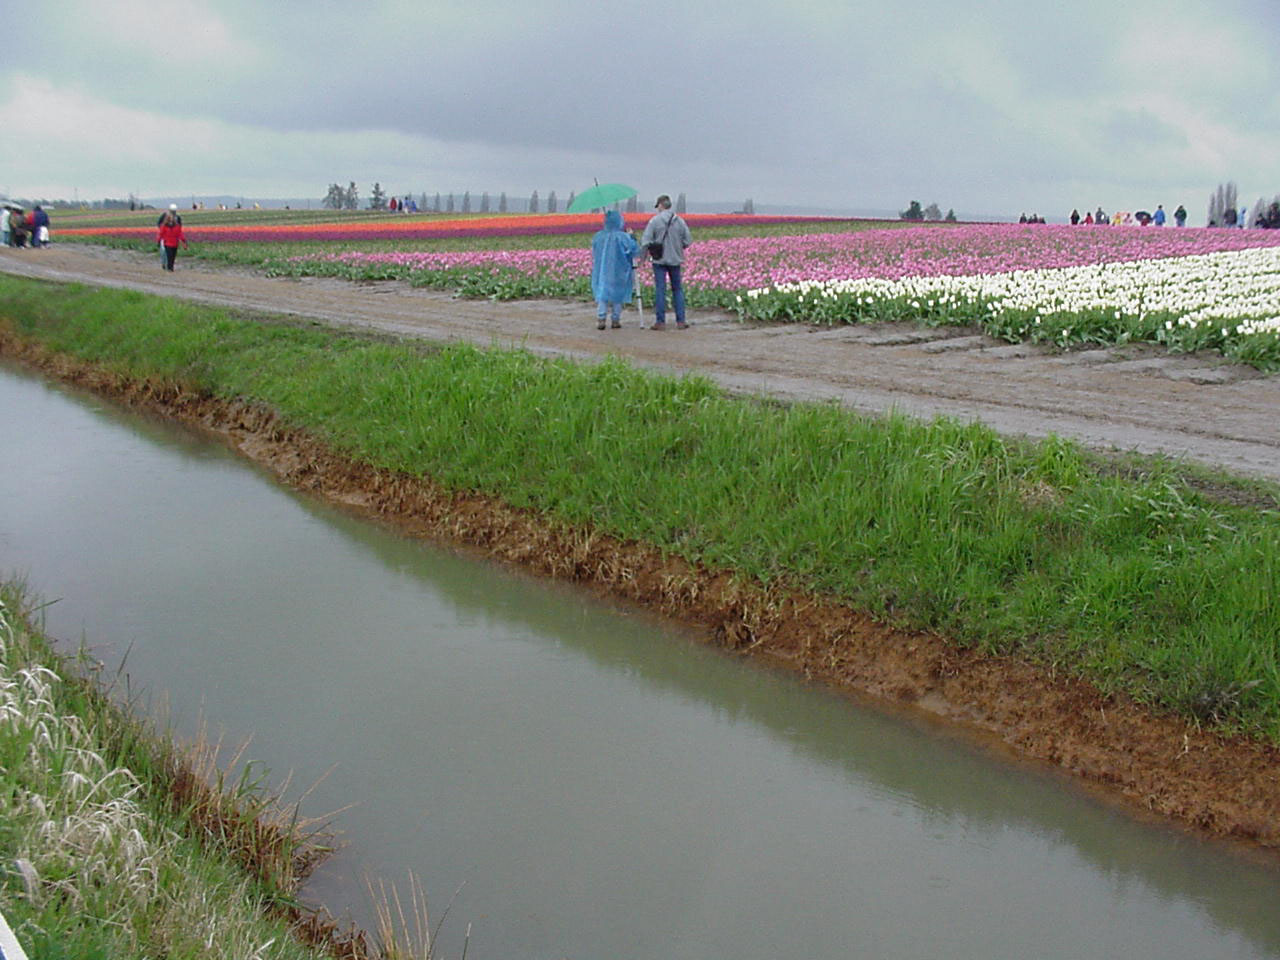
[{"xmin": 163, "ymin": 245, "xmax": 178, "ymax": 270}]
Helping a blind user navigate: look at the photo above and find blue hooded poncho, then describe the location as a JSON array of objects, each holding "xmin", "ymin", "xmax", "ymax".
[{"xmin": 590, "ymin": 209, "xmax": 639, "ymax": 304}]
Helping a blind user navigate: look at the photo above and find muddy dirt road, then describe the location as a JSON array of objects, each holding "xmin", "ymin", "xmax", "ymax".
[{"xmin": 4, "ymin": 244, "xmax": 1278, "ymax": 481}]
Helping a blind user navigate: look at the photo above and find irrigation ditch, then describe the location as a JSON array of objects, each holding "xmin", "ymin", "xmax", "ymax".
[{"xmin": 3, "ymin": 325, "xmax": 1279, "ymax": 863}]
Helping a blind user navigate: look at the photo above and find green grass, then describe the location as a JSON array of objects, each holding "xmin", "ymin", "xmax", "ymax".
[
  {"xmin": 0, "ymin": 584, "xmax": 335, "ymax": 960},
  {"xmin": 3, "ymin": 275, "xmax": 1280, "ymax": 741}
]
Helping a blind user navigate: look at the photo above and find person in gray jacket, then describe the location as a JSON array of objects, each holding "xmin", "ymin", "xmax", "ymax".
[{"xmin": 640, "ymin": 194, "xmax": 692, "ymax": 329}]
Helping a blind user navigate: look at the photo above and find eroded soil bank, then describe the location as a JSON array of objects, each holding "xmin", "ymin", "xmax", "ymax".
[{"xmin": 5, "ymin": 329, "xmax": 1279, "ymax": 861}]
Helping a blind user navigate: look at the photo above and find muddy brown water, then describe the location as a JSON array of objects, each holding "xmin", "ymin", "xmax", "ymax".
[{"xmin": 5, "ymin": 363, "xmax": 1280, "ymax": 958}]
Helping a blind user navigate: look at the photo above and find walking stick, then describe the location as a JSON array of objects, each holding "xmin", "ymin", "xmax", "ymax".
[{"xmin": 634, "ymin": 262, "xmax": 643, "ymax": 327}]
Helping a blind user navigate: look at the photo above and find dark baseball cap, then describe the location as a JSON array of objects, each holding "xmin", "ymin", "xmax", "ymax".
[{"xmin": 655, "ymin": 194, "xmax": 671, "ymax": 208}]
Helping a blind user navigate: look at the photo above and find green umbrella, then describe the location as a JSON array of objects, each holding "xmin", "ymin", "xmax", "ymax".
[{"xmin": 566, "ymin": 182, "xmax": 637, "ymax": 213}]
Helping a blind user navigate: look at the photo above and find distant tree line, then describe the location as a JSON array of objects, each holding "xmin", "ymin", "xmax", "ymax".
[
  {"xmin": 1208, "ymin": 181, "xmax": 1280, "ymax": 228},
  {"xmin": 900, "ymin": 200, "xmax": 956, "ymax": 222},
  {"xmin": 1, "ymin": 195, "xmax": 153, "ymax": 210},
  {"xmin": 323, "ymin": 183, "xmax": 698, "ymax": 215},
  {"xmin": 1207, "ymin": 182, "xmax": 1239, "ymax": 227},
  {"xmin": 323, "ymin": 182, "xmax": 360, "ymax": 210}
]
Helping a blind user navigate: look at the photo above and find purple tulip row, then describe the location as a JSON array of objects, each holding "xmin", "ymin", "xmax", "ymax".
[{"xmin": 289, "ymin": 224, "xmax": 1280, "ymax": 293}]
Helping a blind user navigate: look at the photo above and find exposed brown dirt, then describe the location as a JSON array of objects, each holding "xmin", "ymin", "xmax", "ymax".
[{"xmin": 3, "ymin": 326, "xmax": 1279, "ymax": 863}]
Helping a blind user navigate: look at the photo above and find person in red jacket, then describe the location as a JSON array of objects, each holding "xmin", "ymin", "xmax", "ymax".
[{"xmin": 156, "ymin": 205, "xmax": 188, "ymax": 271}]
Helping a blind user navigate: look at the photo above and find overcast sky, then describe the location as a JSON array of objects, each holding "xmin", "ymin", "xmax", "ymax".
[{"xmin": 4, "ymin": 0, "xmax": 1277, "ymax": 219}]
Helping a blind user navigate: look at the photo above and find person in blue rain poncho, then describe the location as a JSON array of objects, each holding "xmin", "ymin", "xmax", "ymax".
[{"xmin": 590, "ymin": 209, "xmax": 639, "ymax": 329}]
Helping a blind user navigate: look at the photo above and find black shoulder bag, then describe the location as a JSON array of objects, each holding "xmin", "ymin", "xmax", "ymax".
[{"xmin": 647, "ymin": 215, "xmax": 675, "ymax": 260}]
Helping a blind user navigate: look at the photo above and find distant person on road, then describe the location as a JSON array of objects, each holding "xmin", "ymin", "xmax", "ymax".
[
  {"xmin": 1153, "ymin": 204, "xmax": 1166, "ymax": 226},
  {"xmin": 9, "ymin": 208, "xmax": 29, "ymax": 247},
  {"xmin": 1069, "ymin": 209, "xmax": 1080, "ymax": 225},
  {"xmin": 1095, "ymin": 206, "xmax": 1107, "ymax": 225},
  {"xmin": 157, "ymin": 202, "xmax": 183, "ymax": 228},
  {"xmin": 156, "ymin": 206, "xmax": 188, "ymax": 271},
  {"xmin": 640, "ymin": 194, "xmax": 692, "ymax": 330},
  {"xmin": 1174, "ymin": 204, "xmax": 1187, "ymax": 227},
  {"xmin": 590, "ymin": 208, "xmax": 639, "ymax": 330},
  {"xmin": 31, "ymin": 205, "xmax": 50, "ymax": 247}
]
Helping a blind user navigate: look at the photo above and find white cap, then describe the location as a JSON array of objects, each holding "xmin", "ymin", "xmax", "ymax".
[{"xmin": 169, "ymin": 203, "xmax": 178, "ymax": 211}]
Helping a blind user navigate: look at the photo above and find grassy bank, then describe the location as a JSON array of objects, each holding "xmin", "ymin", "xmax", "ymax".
[
  {"xmin": 2, "ymin": 275, "xmax": 1279, "ymax": 741},
  {"xmin": 0, "ymin": 583, "xmax": 341, "ymax": 959}
]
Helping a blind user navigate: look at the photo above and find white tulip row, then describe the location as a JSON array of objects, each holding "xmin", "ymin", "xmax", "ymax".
[{"xmin": 737, "ymin": 246, "xmax": 1280, "ymax": 337}]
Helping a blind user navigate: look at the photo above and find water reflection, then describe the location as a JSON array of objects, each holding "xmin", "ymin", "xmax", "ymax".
[
  {"xmin": 2, "ymin": 359, "xmax": 1278, "ymax": 960},
  {"xmin": 315, "ymin": 497, "xmax": 1280, "ymax": 956}
]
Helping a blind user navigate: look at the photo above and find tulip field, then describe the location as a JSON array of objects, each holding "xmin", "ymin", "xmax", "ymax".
[
  {"xmin": 56, "ymin": 209, "xmax": 1280, "ymax": 370},
  {"xmin": 269, "ymin": 221, "xmax": 1280, "ymax": 368},
  {"xmin": 736, "ymin": 234, "xmax": 1280, "ymax": 369},
  {"xmin": 55, "ymin": 211, "xmax": 831, "ymax": 244}
]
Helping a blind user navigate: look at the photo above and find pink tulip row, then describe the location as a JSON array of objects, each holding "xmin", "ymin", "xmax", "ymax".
[
  {"xmin": 289, "ymin": 224, "xmax": 1280, "ymax": 292},
  {"xmin": 689, "ymin": 224, "xmax": 1280, "ymax": 289}
]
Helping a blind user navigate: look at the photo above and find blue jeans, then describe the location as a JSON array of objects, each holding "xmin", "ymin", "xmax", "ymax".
[
  {"xmin": 596, "ymin": 300, "xmax": 622, "ymax": 321},
  {"xmin": 652, "ymin": 264, "xmax": 685, "ymax": 324}
]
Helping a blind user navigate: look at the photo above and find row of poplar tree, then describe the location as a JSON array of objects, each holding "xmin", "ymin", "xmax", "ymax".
[
  {"xmin": 323, "ymin": 183, "xmax": 697, "ymax": 214},
  {"xmin": 1207, "ymin": 182, "xmax": 1280, "ymax": 229}
]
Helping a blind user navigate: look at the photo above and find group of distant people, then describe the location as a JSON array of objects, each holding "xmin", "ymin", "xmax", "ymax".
[
  {"xmin": 1065, "ymin": 206, "xmax": 1185, "ymax": 226},
  {"xmin": 387, "ymin": 196, "xmax": 418, "ymax": 213},
  {"xmin": 1253, "ymin": 202, "xmax": 1280, "ymax": 229},
  {"xmin": 1, "ymin": 204, "xmax": 51, "ymax": 248},
  {"xmin": 0, "ymin": 199, "xmax": 193, "ymax": 270},
  {"xmin": 1032, "ymin": 205, "xmax": 1192, "ymax": 227},
  {"xmin": 1049, "ymin": 202, "xmax": 1280, "ymax": 229},
  {"xmin": 1207, "ymin": 202, "xmax": 1280, "ymax": 229}
]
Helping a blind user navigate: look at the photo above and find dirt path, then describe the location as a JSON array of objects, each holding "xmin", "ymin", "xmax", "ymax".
[{"xmin": 4, "ymin": 243, "xmax": 1279, "ymax": 481}]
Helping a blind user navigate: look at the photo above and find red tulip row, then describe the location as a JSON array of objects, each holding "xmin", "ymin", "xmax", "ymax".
[{"xmin": 57, "ymin": 212, "xmax": 837, "ymax": 243}]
